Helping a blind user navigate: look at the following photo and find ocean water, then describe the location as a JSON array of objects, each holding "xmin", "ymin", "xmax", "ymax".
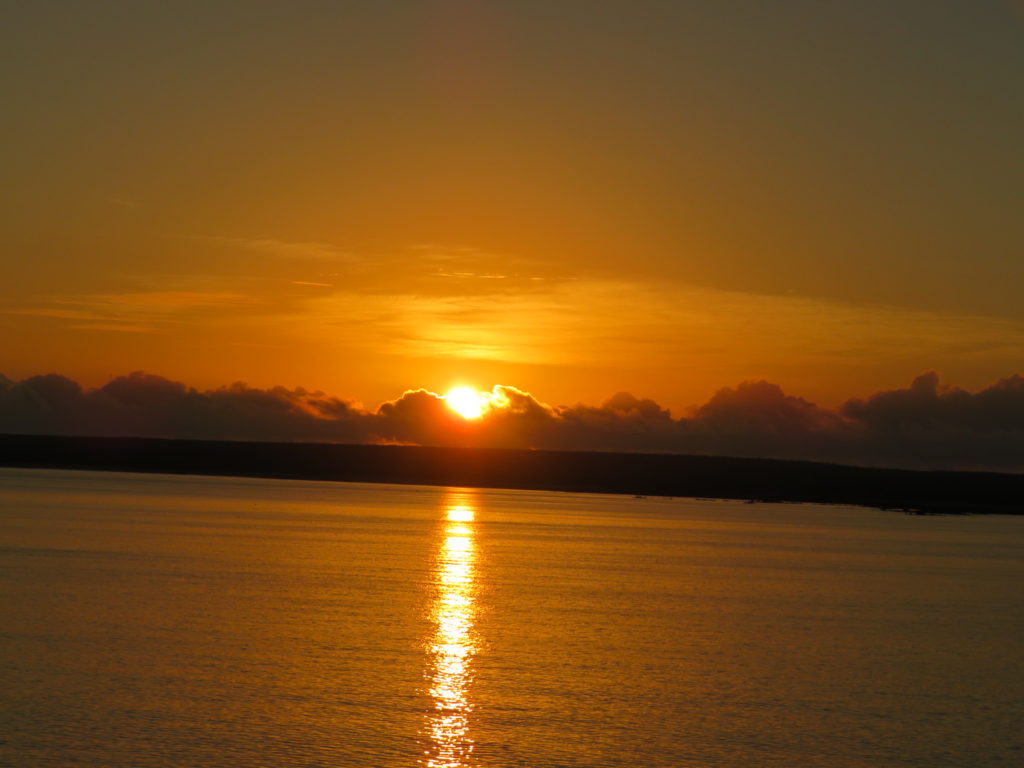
[{"xmin": 1, "ymin": 468, "xmax": 1021, "ymax": 767}]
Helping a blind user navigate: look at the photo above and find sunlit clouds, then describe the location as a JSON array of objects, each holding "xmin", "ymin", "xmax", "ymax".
[
  {"xmin": 3, "ymin": 369, "xmax": 1024, "ymax": 472},
  {"xmin": 444, "ymin": 388, "xmax": 488, "ymax": 420}
]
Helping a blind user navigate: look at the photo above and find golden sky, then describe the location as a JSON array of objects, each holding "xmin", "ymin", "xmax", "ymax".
[{"xmin": 3, "ymin": 1, "xmax": 1023, "ymax": 414}]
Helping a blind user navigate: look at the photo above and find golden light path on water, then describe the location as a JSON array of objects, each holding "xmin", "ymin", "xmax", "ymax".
[{"xmin": 424, "ymin": 494, "xmax": 479, "ymax": 767}]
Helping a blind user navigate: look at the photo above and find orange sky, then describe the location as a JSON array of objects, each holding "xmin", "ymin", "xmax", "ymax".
[{"xmin": 3, "ymin": 2, "xmax": 1023, "ymax": 415}]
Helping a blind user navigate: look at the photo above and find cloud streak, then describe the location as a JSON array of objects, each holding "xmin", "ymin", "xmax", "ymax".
[
  {"xmin": 201, "ymin": 237, "xmax": 354, "ymax": 262},
  {"xmin": 1, "ymin": 370, "xmax": 1023, "ymax": 472},
  {"xmin": 7, "ymin": 291, "xmax": 261, "ymax": 334}
]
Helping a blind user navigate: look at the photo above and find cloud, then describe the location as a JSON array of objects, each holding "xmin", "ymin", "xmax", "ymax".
[
  {"xmin": 7, "ymin": 291, "xmax": 262, "ymax": 334},
  {"xmin": 839, "ymin": 372, "xmax": 1024, "ymax": 470},
  {"xmin": 1, "ymin": 370, "xmax": 1023, "ymax": 472},
  {"xmin": 202, "ymin": 237, "xmax": 353, "ymax": 262},
  {"xmin": 0, "ymin": 371, "xmax": 368, "ymax": 443},
  {"xmin": 68, "ymin": 323, "xmax": 155, "ymax": 333},
  {"xmin": 7, "ymin": 308, "xmax": 102, "ymax": 320},
  {"xmin": 688, "ymin": 380, "xmax": 852, "ymax": 459},
  {"xmin": 375, "ymin": 388, "xmax": 479, "ymax": 445},
  {"xmin": 85, "ymin": 291, "xmax": 252, "ymax": 309}
]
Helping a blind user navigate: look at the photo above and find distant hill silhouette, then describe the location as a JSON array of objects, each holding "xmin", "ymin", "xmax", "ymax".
[{"xmin": 1, "ymin": 433, "xmax": 1021, "ymax": 514}]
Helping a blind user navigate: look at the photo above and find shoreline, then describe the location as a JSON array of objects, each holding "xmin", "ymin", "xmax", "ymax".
[{"xmin": 1, "ymin": 432, "xmax": 1021, "ymax": 515}]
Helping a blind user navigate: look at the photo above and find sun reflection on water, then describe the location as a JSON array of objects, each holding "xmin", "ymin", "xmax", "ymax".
[{"xmin": 424, "ymin": 494, "xmax": 479, "ymax": 767}]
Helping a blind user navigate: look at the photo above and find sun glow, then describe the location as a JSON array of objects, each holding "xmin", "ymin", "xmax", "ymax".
[{"xmin": 445, "ymin": 387, "xmax": 486, "ymax": 419}]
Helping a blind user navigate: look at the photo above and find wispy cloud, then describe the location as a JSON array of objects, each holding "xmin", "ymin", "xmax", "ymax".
[
  {"xmin": 187, "ymin": 238, "xmax": 569, "ymax": 298},
  {"xmin": 8, "ymin": 308, "xmax": 102, "ymax": 320},
  {"xmin": 275, "ymin": 275, "xmax": 1024, "ymax": 382},
  {"xmin": 8, "ymin": 291, "xmax": 261, "ymax": 333},
  {"xmin": 201, "ymin": 236, "xmax": 353, "ymax": 262},
  {"xmin": 69, "ymin": 323, "xmax": 154, "ymax": 333},
  {"xmin": 65, "ymin": 291, "xmax": 253, "ymax": 310}
]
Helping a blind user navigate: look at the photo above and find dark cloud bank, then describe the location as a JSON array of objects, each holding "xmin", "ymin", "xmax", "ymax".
[{"xmin": 2, "ymin": 370, "xmax": 1023, "ymax": 473}]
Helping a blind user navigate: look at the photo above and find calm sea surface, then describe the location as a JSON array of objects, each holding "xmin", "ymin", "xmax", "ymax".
[{"xmin": 1, "ymin": 468, "xmax": 1022, "ymax": 767}]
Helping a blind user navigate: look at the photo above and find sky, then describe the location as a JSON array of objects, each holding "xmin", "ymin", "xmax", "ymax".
[{"xmin": 3, "ymin": 1, "xmax": 1023, "ymax": 467}]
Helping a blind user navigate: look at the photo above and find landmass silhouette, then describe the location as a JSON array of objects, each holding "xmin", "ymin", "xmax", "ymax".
[{"xmin": 2, "ymin": 433, "xmax": 1021, "ymax": 514}]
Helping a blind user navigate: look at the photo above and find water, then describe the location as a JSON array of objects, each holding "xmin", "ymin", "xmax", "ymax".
[{"xmin": 1, "ymin": 468, "xmax": 1022, "ymax": 767}]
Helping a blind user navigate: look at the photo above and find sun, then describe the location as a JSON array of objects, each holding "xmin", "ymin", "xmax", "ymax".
[{"xmin": 445, "ymin": 387, "xmax": 486, "ymax": 419}]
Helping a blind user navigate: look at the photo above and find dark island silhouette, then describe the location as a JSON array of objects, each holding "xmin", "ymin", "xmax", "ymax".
[{"xmin": 1, "ymin": 432, "xmax": 1021, "ymax": 514}]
